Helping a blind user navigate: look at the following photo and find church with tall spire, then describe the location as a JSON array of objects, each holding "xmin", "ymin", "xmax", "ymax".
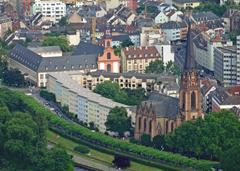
[
  {"xmin": 134, "ymin": 24, "xmax": 204, "ymax": 140},
  {"xmin": 178, "ymin": 24, "xmax": 204, "ymax": 122}
]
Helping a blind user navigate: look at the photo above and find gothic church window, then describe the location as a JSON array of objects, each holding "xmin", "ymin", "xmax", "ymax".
[{"xmin": 191, "ymin": 91, "xmax": 196, "ymax": 111}]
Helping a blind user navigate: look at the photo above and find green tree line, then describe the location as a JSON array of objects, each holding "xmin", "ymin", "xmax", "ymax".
[
  {"xmin": 94, "ymin": 81, "xmax": 146, "ymax": 106},
  {"xmin": 0, "ymin": 89, "xmax": 73, "ymax": 171}
]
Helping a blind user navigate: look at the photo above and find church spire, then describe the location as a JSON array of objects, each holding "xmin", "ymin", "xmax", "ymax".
[{"xmin": 184, "ymin": 19, "xmax": 196, "ymax": 71}]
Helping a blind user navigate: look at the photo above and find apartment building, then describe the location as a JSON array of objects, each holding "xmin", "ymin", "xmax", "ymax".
[
  {"xmin": 47, "ymin": 72, "xmax": 134, "ymax": 132},
  {"xmin": 0, "ymin": 15, "xmax": 12, "ymax": 39},
  {"xmin": 214, "ymin": 46, "xmax": 237, "ymax": 87},
  {"xmin": 140, "ymin": 27, "xmax": 164, "ymax": 46},
  {"xmin": 159, "ymin": 21, "xmax": 188, "ymax": 42},
  {"xmin": 121, "ymin": 46, "xmax": 162, "ymax": 73},
  {"xmin": 70, "ymin": 70, "xmax": 178, "ymax": 95},
  {"xmin": 32, "ymin": 0, "xmax": 66, "ymax": 23},
  {"xmin": 237, "ymin": 36, "xmax": 240, "ymax": 84}
]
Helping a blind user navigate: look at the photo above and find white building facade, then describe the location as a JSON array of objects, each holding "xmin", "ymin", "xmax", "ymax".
[{"xmin": 32, "ymin": 0, "xmax": 66, "ymax": 23}]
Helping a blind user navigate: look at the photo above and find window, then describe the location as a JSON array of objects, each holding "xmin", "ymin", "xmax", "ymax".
[
  {"xmin": 107, "ymin": 64, "xmax": 111, "ymax": 72},
  {"xmin": 143, "ymin": 118, "xmax": 147, "ymax": 132},
  {"xmin": 191, "ymin": 91, "xmax": 196, "ymax": 111},
  {"xmin": 106, "ymin": 41, "xmax": 111, "ymax": 47},
  {"xmin": 40, "ymin": 74, "xmax": 44, "ymax": 79},
  {"xmin": 107, "ymin": 52, "xmax": 111, "ymax": 60},
  {"xmin": 149, "ymin": 120, "xmax": 152, "ymax": 133},
  {"xmin": 138, "ymin": 117, "xmax": 141, "ymax": 131}
]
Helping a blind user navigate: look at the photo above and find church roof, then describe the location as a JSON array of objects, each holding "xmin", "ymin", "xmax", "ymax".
[{"xmin": 139, "ymin": 92, "xmax": 179, "ymax": 119}]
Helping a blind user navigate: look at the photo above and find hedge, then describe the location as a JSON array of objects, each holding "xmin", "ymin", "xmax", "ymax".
[
  {"xmin": 74, "ymin": 145, "xmax": 90, "ymax": 154},
  {"xmin": 4, "ymin": 89, "xmax": 219, "ymax": 171}
]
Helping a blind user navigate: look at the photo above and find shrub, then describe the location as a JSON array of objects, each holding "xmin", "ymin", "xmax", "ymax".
[
  {"xmin": 74, "ymin": 145, "xmax": 90, "ymax": 154},
  {"xmin": 112, "ymin": 155, "xmax": 130, "ymax": 168}
]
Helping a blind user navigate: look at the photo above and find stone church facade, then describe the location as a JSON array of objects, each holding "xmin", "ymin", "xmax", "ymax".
[{"xmin": 134, "ymin": 25, "xmax": 204, "ymax": 140}]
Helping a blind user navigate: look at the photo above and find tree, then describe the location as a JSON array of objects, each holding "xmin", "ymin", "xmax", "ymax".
[
  {"xmin": 2, "ymin": 69, "xmax": 26, "ymax": 87},
  {"xmin": 221, "ymin": 144, "xmax": 240, "ymax": 171},
  {"xmin": 94, "ymin": 81, "xmax": 120, "ymax": 99},
  {"xmin": 120, "ymin": 40, "xmax": 134, "ymax": 48},
  {"xmin": 0, "ymin": 91, "xmax": 73, "ymax": 171},
  {"xmin": 140, "ymin": 134, "xmax": 152, "ymax": 147},
  {"xmin": 105, "ymin": 107, "xmax": 132, "ymax": 137},
  {"xmin": 152, "ymin": 135, "xmax": 165, "ymax": 150},
  {"xmin": 40, "ymin": 90, "xmax": 56, "ymax": 102},
  {"xmin": 145, "ymin": 60, "xmax": 165, "ymax": 74},
  {"xmin": 193, "ymin": 2, "xmax": 227, "ymax": 16},
  {"xmin": 94, "ymin": 81, "xmax": 146, "ymax": 106},
  {"xmin": 47, "ymin": 146, "xmax": 73, "ymax": 171},
  {"xmin": 165, "ymin": 111, "xmax": 240, "ymax": 160},
  {"xmin": 59, "ymin": 17, "xmax": 67, "ymax": 26},
  {"xmin": 42, "ymin": 36, "xmax": 72, "ymax": 52},
  {"xmin": 166, "ymin": 60, "xmax": 181, "ymax": 76},
  {"xmin": 112, "ymin": 155, "xmax": 130, "ymax": 169}
]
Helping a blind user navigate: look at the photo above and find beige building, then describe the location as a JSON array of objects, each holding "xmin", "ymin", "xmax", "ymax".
[
  {"xmin": 121, "ymin": 46, "xmax": 162, "ymax": 73},
  {"xmin": 0, "ymin": 16, "xmax": 12, "ymax": 39},
  {"xmin": 70, "ymin": 70, "xmax": 179, "ymax": 95},
  {"xmin": 173, "ymin": 0, "xmax": 201, "ymax": 9},
  {"xmin": 140, "ymin": 27, "xmax": 164, "ymax": 46},
  {"xmin": 47, "ymin": 72, "xmax": 134, "ymax": 132}
]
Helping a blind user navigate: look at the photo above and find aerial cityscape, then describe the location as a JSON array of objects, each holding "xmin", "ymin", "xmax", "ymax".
[{"xmin": 0, "ymin": 0, "xmax": 240, "ymax": 171}]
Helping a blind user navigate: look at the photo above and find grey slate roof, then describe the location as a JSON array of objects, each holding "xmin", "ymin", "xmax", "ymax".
[
  {"xmin": 192, "ymin": 12, "xmax": 220, "ymax": 22},
  {"xmin": 73, "ymin": 41, "xmax": 104, "ymax": 56},
  {"xmin": 143, "ymin": 91, "xmax": 179, "ymax": 119},
  {"xmin": 9, "ymin": 44, "xmax": 98, "ymax": 72},
  {"xmin": 160, "ymin": 21, "xmax": 187, "ymax": 29},
  {"xmin": 88, "ymin": 70, "xmax": 177, "ymax": 82}
]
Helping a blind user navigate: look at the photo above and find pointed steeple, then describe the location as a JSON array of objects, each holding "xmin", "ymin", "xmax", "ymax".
[{"xmin": 184, "ymin": 20, "xmax": 196, "ymax": 71}]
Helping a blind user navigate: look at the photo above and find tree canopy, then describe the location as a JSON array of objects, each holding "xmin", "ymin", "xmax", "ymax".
[
  {"xmin": 220, "ymin": 144, "xmax": 240, "ymax": 171},
  {"xmin": 105, "ymin": 107, "xmax": 132, "ymax": 136},
  {"xmin": 145, "ymin": 60, "xmax": 181, "ymax": 76},
  {"xmin": 165, "ymin": 111, "xmax": 240, "ymax": 160},
  {"xmin": 94, "ymin": 81, "xmax": 146, "ymax": 105},
  {"xmin": 2, "ymin": 69, "xmax": 26, "ymax": 87},
  {"xmin": 42, "ymin": 36, "xmax": 72, "ymax": 52},
  {"xmin": 0, "ymin": 90, "xmax": 73, "ymax": 171}
]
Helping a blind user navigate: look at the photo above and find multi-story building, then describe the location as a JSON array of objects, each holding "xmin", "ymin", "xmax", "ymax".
[
  {"xmin": 173, "ymin": 0, "xmax": 201, "ymax": 9},
  {"xmin": 192, "ymin": 30, "xmax": 232, "ymax": 73},
  {"xmin": 211, "ymin": 86, "xmax": 240, "ymax": 112},
  {"xmin": 121, "ymin": 46, "xmax": 162, "ymax": 73},
  {"xmin": 214, "ymin": 46, "xmax": 237, "ymax": 87},
  {"xmin": 32, "ymin": 0, "xmax": 66, "ymax": 23},
  {"xmin": 160, "ymin": 21, "xmax": 188, "ymax": 42},
  {"xmin": 70, "ymin": 70, "xmax": 179, "ymax": 95},
  {"xmin": 47, "ymin": 72, "xmax": 134, "ymax": 132},
  {"xmin": 0, "ymin": 15, "xmax": 12, "ymax": 39},
  {"xmin": 237, "ymin": 36, "xmax": 240, "ymax": 84},
  {"xmin": 140, "ymin": 27, "xmax": 164, "ymax": 46},
  {"xmin": 8, "ymin": 42, "xmax": 104, "ymax": 87},
  {"xmin": 155, "ymin": 42, "xmax": 175, "ymax": 64}
]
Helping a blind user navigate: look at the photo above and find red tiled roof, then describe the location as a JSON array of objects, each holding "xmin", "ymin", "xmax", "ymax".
[
  {"xmin": 227, "ymin": 86, "xmax": 240, "ymax": 96},
  {"xmin": 123, "ymin": 46, "xmax": 161, "ymax": 59}
]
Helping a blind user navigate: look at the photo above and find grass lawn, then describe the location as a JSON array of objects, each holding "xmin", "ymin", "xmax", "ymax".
[{"xmin": 47, "ymin": 130, "xmax": 165, "ymax": 171}]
